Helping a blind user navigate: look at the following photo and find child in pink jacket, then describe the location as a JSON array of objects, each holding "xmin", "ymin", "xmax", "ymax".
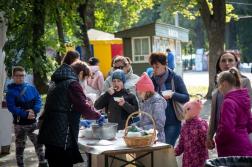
[
  {"xmin": 175, "ymin": 99, "xmax": 208, "ymax": 167},
  {"xmin": 215, "ymin": 67, "xmax": 252, "ymax": 157}
]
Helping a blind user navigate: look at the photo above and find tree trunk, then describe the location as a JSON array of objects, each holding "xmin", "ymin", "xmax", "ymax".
[
  {"xmin": 194, "ymin": 17, "xmax": 205, "ymax": 49},
  {"xmin": 78, "ymin": 1, "xmax": 92, "ymax": 62},
  {"xmin": 31, "ymin": 0, "xmax": 48, "ymax": 94},
  {"xmin": 55, "ymin": 8, "xmax": 65, "ymax": 64},
  {"xmin": 86, "ymin": 0, "xmax": 95, "ymax": 29},
  {"xmin": 198, "ymin": 0, "xmax": 226, "ymax": 99},
  {"xmin": 206, "ymin": 29, "xmax": 225, "ymax": 98}
]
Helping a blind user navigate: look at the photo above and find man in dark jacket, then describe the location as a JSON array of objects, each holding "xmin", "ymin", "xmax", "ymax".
[
  {"xmin": 6, "ymin": 66, "xmax": 47, "ymax": 167},
  {"xmin": 38, "ymin": 60, "xmax": 104, "ymax": 167}
]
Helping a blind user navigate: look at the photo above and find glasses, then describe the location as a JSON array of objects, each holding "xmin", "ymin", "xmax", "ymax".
[{"xmin": 114, "ymin": 66, "xmax": 125, "ymax": 70}]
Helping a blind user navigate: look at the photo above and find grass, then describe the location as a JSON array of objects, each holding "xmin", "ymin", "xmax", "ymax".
[
  {"xmin": 187, "ymin": 86, "xmax": 208, "ymax": 100},
  {"xmin": 41, "ymin": 94, "xmax": 47, "ymax": 105}
]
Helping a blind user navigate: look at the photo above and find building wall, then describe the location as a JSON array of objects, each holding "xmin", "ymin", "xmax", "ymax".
[
  {"xmin": 111, "ymin": 44, "xmax": 123, "ymax": 57},
  {"xmin": 0, "ymin": 13, "xmax": 7, "ymax": 103},
  {"xmin": 131, "ymin": 63, "xmax": 151, "ymax": 76},
  {"xmin": 121, "ymin": 38, "xmax": 152, "ymax": 76},
  {"xmin": 122, "ymin": 38, "xmax": 132, "ymax": 58},
  {"xmin": 90, "ymin": 40, "xmax": 122, "ymax": 77},
  {"xmin": 0, "ymin": 12, "xmax": 12, "ymax": 147}
]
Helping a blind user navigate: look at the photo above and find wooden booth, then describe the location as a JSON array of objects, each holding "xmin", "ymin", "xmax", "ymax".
[{"xmin": 115, "ymin": 22, "xmax": 189, "ymax": 76}]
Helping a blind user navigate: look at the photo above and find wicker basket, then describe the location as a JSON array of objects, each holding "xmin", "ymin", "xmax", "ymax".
[{"xmin": 123, "ymin": 111, "xmax": 156, "ymax": 147}]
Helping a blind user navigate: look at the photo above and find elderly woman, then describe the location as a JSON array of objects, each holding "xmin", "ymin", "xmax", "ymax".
[
  {"xmin": 149, "ymin": 52, "xmax": 189, "ymax": 146},
  {"xmin": 103, "ymin": 56, "xmax": 139, "ymax": 95}
]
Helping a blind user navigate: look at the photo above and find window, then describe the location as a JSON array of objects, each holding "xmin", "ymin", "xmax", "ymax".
[
  {"xmin": 153, "ymin": 37, "xmax": 169, "ymax": 53},
  {"xmin": 132, "ymin": 37, "xmax": 150, "ymax": 63}
]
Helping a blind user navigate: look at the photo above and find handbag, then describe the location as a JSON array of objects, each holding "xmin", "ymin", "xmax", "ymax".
[{"xmin": 171, "ymin": 78, "xmax": 185, "ymax": 121}]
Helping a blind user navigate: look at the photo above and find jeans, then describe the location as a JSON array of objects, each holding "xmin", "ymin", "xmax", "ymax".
[{"xmin": 164, "ymin": 124, "xmax": 181, "ymax": 146}]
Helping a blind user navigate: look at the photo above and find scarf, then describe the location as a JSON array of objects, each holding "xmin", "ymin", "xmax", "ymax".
[{"xmin": 153, "ymin": 69, "xmax": 169, "ymax": 93}]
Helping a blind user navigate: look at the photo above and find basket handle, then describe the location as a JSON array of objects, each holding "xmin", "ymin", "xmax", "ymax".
[{"xmin": 124, "ymin": 111, "xmax": 156, "ymax": 142}]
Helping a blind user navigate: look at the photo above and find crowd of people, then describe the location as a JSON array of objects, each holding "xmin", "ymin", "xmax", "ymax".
[{"xmin": 5, "ymin": 49, "xmax": 252, "ymax": 167}]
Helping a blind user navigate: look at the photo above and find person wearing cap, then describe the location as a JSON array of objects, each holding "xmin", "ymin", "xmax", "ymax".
[
  {"xmin": 174, "ymin": 99, "xmax": 208, "ymax": 167},
  {"xmin": 135, "ymin": 73, "xmax": 167, "ymax": 142},
  {"xmin": 94, "ymin": 70, "xmax": 139, "ymax": 130}
]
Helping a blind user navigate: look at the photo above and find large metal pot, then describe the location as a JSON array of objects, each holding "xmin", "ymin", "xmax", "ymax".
[{"xmin": 92, "ymin": 123, "xmax": 118, "ymax": 140}]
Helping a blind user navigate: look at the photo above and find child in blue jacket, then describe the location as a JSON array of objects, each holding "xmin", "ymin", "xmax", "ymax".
[{"xmin": 6, "ymin": 66, "xmax": 46, "ymax": 167}]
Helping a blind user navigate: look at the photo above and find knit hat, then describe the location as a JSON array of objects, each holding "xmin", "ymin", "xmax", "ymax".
[
  {"xmin": 183, "ymin": 99, "xmax": 202, "ymax": 119},
  {"xmin": 135, "ymin": 72, "xmax": 155, "ymax": 92},
  {"xmin": 112, "ymin": 69, "xmax": 126, "ymax": 83}
]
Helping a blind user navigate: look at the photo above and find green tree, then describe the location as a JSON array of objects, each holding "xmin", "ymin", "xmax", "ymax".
[
  {"xmin": 1, "ymin": 0, "xmax": 83, "ymax": 93},
  {"xmin": 78, "ymin": 0, "xmax": 93, "ymax": 61},
  {"xmin": 0, "ymin": 0, "xmax": 154, "ymax": 93},
  {"xmin": 95, "ymin": 0, "xmax": 154, "ymax": 33},
  {"xmin": 229, "ymin": 0, "xmax": 252, "ymax": 63},
  {"xmin": 159, "ymin": 0, "xmax": 236, "ymax": 98},
  {"xmin": 1, "ymin": 0, "xmax": 58, "ymax": 93}
]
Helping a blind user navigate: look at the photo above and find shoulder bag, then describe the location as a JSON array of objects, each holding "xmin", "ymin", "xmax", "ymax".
[{"xmin": 171, "ymin": 78, "xmax": 185, "ymax": 121}]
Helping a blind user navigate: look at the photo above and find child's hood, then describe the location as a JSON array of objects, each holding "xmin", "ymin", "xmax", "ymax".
[{"xmin": 225, "ymin": 88, "xmax": 251, "ymax": 112}]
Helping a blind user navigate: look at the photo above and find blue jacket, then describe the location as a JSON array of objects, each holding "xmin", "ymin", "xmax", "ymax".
[
  {"xmin": 152, "ymin": 69, "xmax": 189, "ymax": 125},
  {"xmin": 6, "ymin": 82, "xmax": 42, "ymax": 125},
  {"xmin": 167, "ymin": 52, "xmax": 175, "ymax": 70}
]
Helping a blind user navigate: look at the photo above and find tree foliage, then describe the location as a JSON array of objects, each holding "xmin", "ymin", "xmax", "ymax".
[
  {"xmin": 0, "ymin": 0, "xmax": 155, "ymax": 92},
  {"xmin": 95, "ymin": 0, "xmax": 154, "ymax": 33},
  {"xmin": 137, "ymin": 0, "xmax": 228, "ymax": 98},
  {"xmin": 232, "ymin": 0, "xmax": 252, "ymax": 63}
]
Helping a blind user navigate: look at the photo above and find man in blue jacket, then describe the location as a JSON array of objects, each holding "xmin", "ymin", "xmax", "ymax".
[
  {"xmin": 166, "ymin": 48, "xmax": 175, "ymax": 70},
  {"xmin": 6, "ymin": 66, "xmax": 47, "ymax": 167}
]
